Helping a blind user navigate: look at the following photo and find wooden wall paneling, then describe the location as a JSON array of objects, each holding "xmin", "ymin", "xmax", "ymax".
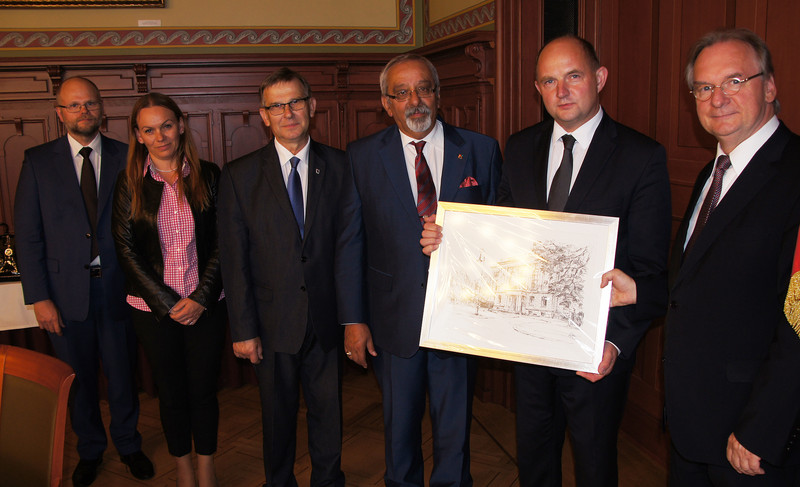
[
  {"xmin": 0, "ymin": 71, "xmax": 52, "ymax": 101},
  {"xmin": 222, "ymin": 111, "xmax": 269, "ymax": 164},
  {"xmin": 0, "ymin": 118, "xmax": 48, "ymax": 230},
  {"xmin": 760, "ymin": 0, "xmax": 800, "ymax": 133},
  {"xmin": 347, "ymin": 98, "xmax": 393, "ymax": 143},
  {"xmin": 495, "ymin": 0, "xmax": 543, "ymax": 146}
]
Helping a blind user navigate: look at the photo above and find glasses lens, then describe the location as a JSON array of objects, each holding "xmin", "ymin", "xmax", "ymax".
[
  {"xmin": 692, "ymin": 85, "xmax": 712, "ymax": 101},
  {"xmin": 720, "ymin": 79, "xmax": 742, "ymax": 96},
  {"xmin": 289, "ymin": 98, "xmax": 307, "ymax": 111}
]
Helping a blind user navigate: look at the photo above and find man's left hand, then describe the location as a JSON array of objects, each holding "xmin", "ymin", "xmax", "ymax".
[
  {"xmin": 727, "ymin": 433, "xmax": 765, "ymax": 476},
  {"xmin": 420, "ymin": 214, "xmax": 442, "ymax": 256},
  {"xmin": 576, "ymin": 341, "xmax": 618, "ymax": 382}
]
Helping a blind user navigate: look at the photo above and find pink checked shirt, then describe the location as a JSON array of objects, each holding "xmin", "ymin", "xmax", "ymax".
[{"xmin": 127, "ymin": 158, "xmax": 199, "ymax": 312}]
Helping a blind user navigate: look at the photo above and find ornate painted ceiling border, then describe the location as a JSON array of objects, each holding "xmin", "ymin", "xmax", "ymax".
[
  {"xmin": 425, "ymin": 0, "xmax": 494, "ymax": 44},
  {"xmin": 0, "ymin": 0, "xmax": 413, "ymax": 49}
]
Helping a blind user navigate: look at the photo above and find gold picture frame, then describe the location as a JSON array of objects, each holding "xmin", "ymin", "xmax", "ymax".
[{"xmin": 420, "ymin": 202, "xmax": 619, "ymax": 373}]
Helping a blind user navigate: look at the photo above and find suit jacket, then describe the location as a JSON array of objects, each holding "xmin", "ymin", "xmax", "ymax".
[
  {"xmin": 15, "ymin": 134, "xmax": 129, "ymax": 321},
  {"xmin": 498, "ymin": 113, "xmax": 672, "ymax": 365},
  {"xmin": 218, "ymin": 139, "xmax": 345, "ymax": 354},
  {"xmin": 111, "ymin": 161, "xmax": 223, "ymax": 321},
  {"xmin": 665, "ymin": 122, "xmax": 800, "ymax": 467},
  {"xmin": 336, "ymin": 122, "xmax": 502, "ymax": 358}
]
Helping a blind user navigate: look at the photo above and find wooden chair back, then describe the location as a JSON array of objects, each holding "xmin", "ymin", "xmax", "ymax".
[{"xmin": 0, "ymin": 344, "xmax": 75, "ymax": 487}]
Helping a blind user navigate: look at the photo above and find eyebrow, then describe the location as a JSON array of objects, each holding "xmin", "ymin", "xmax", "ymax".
[{"xmin": 693, "ymin": 72, "xmax": 746, "ymax": 84}]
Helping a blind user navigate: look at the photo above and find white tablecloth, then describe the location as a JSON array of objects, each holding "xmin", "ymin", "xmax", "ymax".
[{"xmin": 0, "ymin": 281, "xmax": 38, "ymax": 331}]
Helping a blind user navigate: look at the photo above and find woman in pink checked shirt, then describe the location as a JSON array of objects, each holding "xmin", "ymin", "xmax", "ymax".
[{"xmin": 112, "ymin": 93, "xmax": 225, "ymax": 487}]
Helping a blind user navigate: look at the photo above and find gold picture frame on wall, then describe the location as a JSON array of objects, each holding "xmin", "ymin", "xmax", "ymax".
[{"xmin": 0, "ymin": 0, "xmax": 163, "ymax": 6}]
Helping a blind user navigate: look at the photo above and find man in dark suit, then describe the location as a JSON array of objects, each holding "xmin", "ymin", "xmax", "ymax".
[
  {"xmin": 498, "ymin": 36, "xmax": 672, "ymax": 487},
  {"xmin": 337, "ymin": 53, "xmax": 502, "ymax": 486},
  {"xmin": 14, "ymin": 77, "xmax": 153, "ymax": 486},
  {"xmin": 217, "ymin": 68, "xmax": 346, "ymax": 487},
  {"xmin": 665, "ymin": 28, "xmax": 800, "ymax": 486}
]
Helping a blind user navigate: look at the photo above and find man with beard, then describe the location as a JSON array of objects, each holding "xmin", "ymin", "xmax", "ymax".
[
  {"xmin": 15, "ymin": 77, "xmax": 153, "ymax": 486},
  {"xmin": 336, "ymin": 53, "xmax": 502, "ymax": 486}
]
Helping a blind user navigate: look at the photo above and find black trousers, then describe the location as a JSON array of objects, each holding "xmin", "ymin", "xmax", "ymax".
[
  {"xmin": 515, "ymin": 362, "xmax": 631, "ymax": 487},
  {"xmin": 130, "ymin": 300, "xmax": 226, "ymax": 456},
  {"xmin": 254, "ymin": 321, "xmax": 344, "ymax": 487}
]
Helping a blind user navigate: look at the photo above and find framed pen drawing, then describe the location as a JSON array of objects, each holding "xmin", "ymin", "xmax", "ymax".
[{"xmin": 420, "ymin": 202, "xmax": 619, "ymax": 373}]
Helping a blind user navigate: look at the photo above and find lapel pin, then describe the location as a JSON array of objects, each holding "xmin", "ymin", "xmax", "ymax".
[
  {"xmin": 315, "ymin": 168, "xmax": 320, "ymax": 174},
  {"xmin": 458, "ymin": 154, "xmax": 463, "ymax": 159}
]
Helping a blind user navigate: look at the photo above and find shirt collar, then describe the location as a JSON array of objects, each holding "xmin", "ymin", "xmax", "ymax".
[
  {"xmin": 552, "ymin": 107, "xmax": 604, "ymax": 148},
  {"xmin": 274, "ymin": 137, "xmax": 311, "ymax": 167},
  {"xmin": 67, "ymin": 132, "xmax": 101, "ymax": 158},
  {"xmin": 719, "ymin": 115, "xmax": 780, "ymax": 173},
  {"xmin": 144, "ymin": 155, "xmax": 190, "ymax": 180},
  {"xmin": 398, "ymin": 119, "xmax": 444, "ymax": 147}
]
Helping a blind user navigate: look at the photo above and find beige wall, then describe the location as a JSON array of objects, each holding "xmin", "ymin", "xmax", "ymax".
[
  {"xmin": 0, "ymin": 0, "xmax": 398, "ymax": 29},
  {"xmin": 428, "ymin": 0, "xmax": 488, "ymax": 23}
]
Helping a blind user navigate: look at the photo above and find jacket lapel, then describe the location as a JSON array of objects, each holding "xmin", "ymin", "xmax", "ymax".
[
  {"xmin": 439, "ymin": 123, "xmax": 467, "ymax": 203},
  {"xmin": 304, "ymin": 140, "xmax": 326, "ymax": 240},
  {"xmin": 260, "ymin": 141, "xmax": 301, "ymax": 239},
  {"xmin": 564, "ymin": 114, "xmax": 616, "ymax": 212},
  {"xmin": 53, "ymin": 136, "xmax": 86, "ymax": 213},
  {"xmin": 97, "ymin": 135, "xmax": 121, "ymax": 220},
  {"xmin": 379, "ymin": 127, "xmax": 419, "ymax": 222}
]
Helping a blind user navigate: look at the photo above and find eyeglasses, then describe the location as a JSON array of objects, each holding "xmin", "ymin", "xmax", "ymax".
[
  {"xmin": 56, "ymin": 101, "xmax": 102, "ymax": 113},
  {"xmin": 384, "ymin": 86, "xmax": 437, "ymax": 102},
  {"xmin": 690, "ymin": 72, "xmax": 764, "ymax": 101},
  {"xmin": 261, "ymin": 97, "xmax": 310, "ymax": 116}
]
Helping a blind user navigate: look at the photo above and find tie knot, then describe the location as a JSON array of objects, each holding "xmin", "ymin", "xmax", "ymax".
[
  {"xmin": 79, "ymin": 146, "xmax": 92, "ymax": 159},
  {"xmin": 411, "ymin": 140, "xmax": 426, "ymax": 155},
  {"xmin": 289, "ymin": 156, "xmax": 300, "ymax": 169},
  {"xmin": 561, "ymin": 134, "xmax": 576, "ymax": 151},
  {"xmin": 715, "ymin": 154, "xmax": 731, "ymax": 173}
]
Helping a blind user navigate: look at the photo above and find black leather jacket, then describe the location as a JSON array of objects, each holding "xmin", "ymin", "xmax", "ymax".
[{"xmin": 112, "ymin": 161, "xmax": 223, "ymax": 321}]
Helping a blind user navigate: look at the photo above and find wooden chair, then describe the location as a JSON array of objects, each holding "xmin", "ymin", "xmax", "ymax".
[{"xmin": 0, "ymin": 344, "xmax": 75, "ymax": 487}]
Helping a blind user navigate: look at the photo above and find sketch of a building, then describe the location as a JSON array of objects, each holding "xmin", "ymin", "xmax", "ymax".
[{"xmin": 491, "ymin": 241, "xmax": 589, "ymax": 327}]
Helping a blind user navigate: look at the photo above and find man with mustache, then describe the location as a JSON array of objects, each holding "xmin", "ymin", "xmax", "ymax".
[
  {"xmin": 15, "ymin": 77, "xmax": 153, "ymax": 486},
  {"xmin": 336, "ymin": 53, "xmax": 502, "ymax": 486}
]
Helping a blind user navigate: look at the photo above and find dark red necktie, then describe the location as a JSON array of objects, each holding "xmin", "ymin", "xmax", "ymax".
[
  {"xmin": 685, "ymin": 154, "xmax": 731, "ymax": 254},
  {"xmin": 412, "ymin": 140, "xmax": 437, "ymax": 222}
]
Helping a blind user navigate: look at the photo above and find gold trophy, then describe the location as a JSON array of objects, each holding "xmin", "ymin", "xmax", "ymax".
[{"xmin": 0, "ymin": 223, "xmax": 19, "ymax": 278}]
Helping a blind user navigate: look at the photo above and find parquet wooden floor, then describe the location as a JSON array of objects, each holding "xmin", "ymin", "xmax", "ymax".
[{"xmin": 61, "ymin": 365, "xmax": 667, "ymax": 486}]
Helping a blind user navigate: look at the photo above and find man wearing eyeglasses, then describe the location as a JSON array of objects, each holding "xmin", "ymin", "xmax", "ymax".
[
  {"xmin": 336, "ymin": 53, "xmax": 502, "ymax": 486},
  {"xmin": 15, "ymin": 77, "xmax": 153, "ymax": 486},
  {"xmin": 217, "ymin": 67, "xmax": 346, "ymax": 487},
  {"xmin": 665, "ymin": 29, "xmax": 800, "ymax": 486}
]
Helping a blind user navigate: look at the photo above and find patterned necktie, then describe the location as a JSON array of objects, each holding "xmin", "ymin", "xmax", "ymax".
[
  {"xmin": 79, "ymin": 146, "xmax": 99, "ymax": 260},
  {"xmin": 685, "ymin": 154, "xmax": 732, "ymax": 254},
  {"xmin": 287, "ymin": 156, "xmax": 304, "ymax": 238},
  {"xmin": 548, "ymin": 134, "xmax": 576, "ymax": 211},
  {"xmin": 412, "ymin": 140, "xmax": 437, "ymax": 223}
]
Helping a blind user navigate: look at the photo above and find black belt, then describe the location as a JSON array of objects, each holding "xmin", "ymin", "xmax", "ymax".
[{"xmin": 89, "ymin": 266, "xmax": 102, "ymax": 278}]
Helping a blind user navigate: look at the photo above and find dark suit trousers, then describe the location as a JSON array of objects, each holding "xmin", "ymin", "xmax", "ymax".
[
  {"xmin": 130, "ymin": 300, "xmax": 226, "ymax": 456},
  {"xmin": 254, "ymin": 321, "xmax": 344, "ymax": 487},
  {"xmin": 515, "ymin": 362, "xmax": 631, "ymax": 487},
  {"xmin": 48, "ymin": 276, "xmax": 142, "ymax": 460},
  {"xmin": 372, "ymin": 346, "xmax": 477, "ymax": 487},
  {"xmin": 669, "ymin": 442, "xmax": 800, "ymax": 487}
]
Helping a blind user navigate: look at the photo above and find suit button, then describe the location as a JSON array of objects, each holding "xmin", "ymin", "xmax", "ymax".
[
  {"xmin": 669, "ymin": 301, "xmax": 678, "ymax": 309},
  {"xmin": 300, "ymin": 286, "xmax": 306, "ymax": 292},
  {"xmin": 421, "ymin": 282, "xmax": 425, "ymax": 288},
  {"xmin": 301, "ymin": 256, "xmax": 307, "ymax": 262},
  {"xmin": 85, "ymin": 233, "xmax": 92, "ymax": 238}
]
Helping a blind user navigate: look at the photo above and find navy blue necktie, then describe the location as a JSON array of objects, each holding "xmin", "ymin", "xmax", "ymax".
[
  {"xmin": 287, "ymin": 156, "xmax": 304, "ymax": 238},
  {"xmin": 79, "ymin": 146, "xmax": 99, "ymax": 259}
]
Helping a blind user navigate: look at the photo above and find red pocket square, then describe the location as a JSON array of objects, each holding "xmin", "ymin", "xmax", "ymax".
[{"xmin": 459, "ymin": 176, "xmax": 479, "ymax": 188}]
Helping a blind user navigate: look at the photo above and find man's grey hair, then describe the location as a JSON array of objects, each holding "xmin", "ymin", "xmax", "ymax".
[
  {"xmin": 379, "ymin": 53, "xmax": 440, "ymax": 96},
  {"xmin": 685, "ymin": 28, "xmax": 779, "ymax": 114}
]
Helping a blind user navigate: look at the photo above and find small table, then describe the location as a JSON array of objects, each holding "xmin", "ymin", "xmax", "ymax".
[{"xmin": 0, "ymin": 281, "xmax": 37, "ymax": 331}]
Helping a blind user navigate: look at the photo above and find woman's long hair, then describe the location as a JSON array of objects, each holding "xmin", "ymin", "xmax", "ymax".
[{"xmin": 125, "ymin": 92, "xmax": 209, "ymax": 218}]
